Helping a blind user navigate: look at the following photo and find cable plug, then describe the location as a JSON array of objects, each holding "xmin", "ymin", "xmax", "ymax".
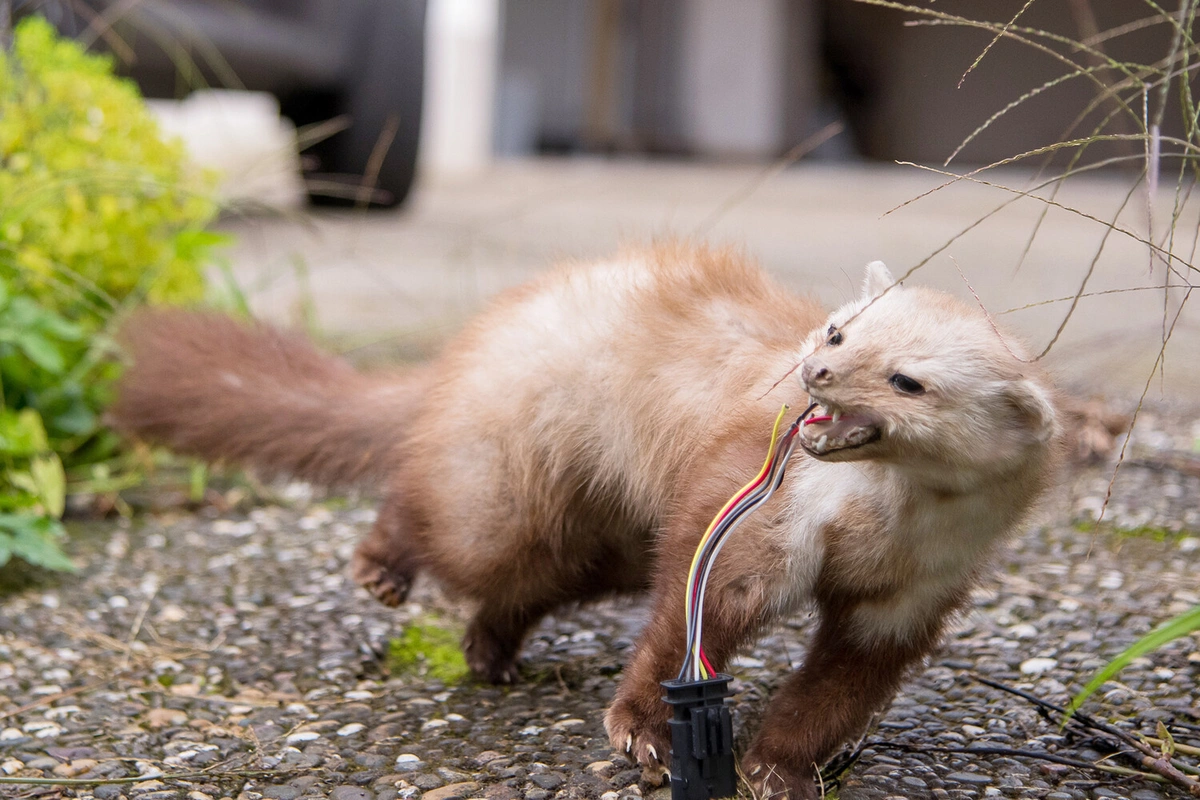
[{"xmin": 661, "ymin": 674, "xmax": 737, "ymax": 800}]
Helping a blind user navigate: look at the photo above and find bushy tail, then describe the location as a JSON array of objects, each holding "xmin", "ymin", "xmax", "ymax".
[{"xmin": 109, "ymin": 309, "xmax": 428, "ymax": 486}]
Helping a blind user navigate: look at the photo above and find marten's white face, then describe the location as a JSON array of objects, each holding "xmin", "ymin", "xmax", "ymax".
[{"xmin": 797, "ymin": 262, "xmax": 1059, "ymax": 489}]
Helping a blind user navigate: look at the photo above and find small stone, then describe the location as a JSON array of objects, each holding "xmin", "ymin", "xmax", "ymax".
[
  {"xmin": 421, "ymin": 719, "xmax": 448, "ymax": 731},
  {"xmin": 129, "ymin": 779, "xmax": 167, "ymax": 794},
  {"xmin": 146, "ymin": 708, "xmax": 187, "ymax": 729},
  {"xmin": 1008, "ymin": 623, "xmax": 1038, "ymax": 639},
  {"xmin": 53, "ymin": 759, "xmax": 99, "ymax": 777},
  {"xmin": 472, "ymin": 751, "xmax": 504, "ymax": 765},
  {"xmin": 262, "ymin": 787, "xmax": 301, "ymax": 800},
  {"xmin": 411, "ymin": 774, "xmax": 443, "ymax": 790},
  {"xmin": 1019, "ymin": 657, "xmax": 1058, "ymax": 675},
  {"xmin": 0, "ymin": 728, "xmax": 24, "ymax": 741},
  {"xmin": 395, "ymin": 755, "xmax": 424, "ymax": 772},
  {"xmin": 586, "ymin": 761, "xmax": 616, "ymax": 778},
  {"xmin": 420, "ymin": 782, "xmax": 478, "ymax": 800},
  {"xmin": 962, "ymin": 725, "xmax": 986, "ymax": 736},
  {"xmin": 285, "ymin": 731, "xmax": 321, "ymax": 744},
  {"xmin": 330, "ymin": 788, "xmax": 374, "ymax": 800},
  {"xmin": 550, "ymin": 718, "xmax": 585, "ymax": 731},
  {"xmin": 95, "ymin": 786, "xmax": 125, "ymax": 800},
  {"xmin": 530, "ymin": 773, "xmax": 564, "ymax": 790},
  {"xmin": 338, "ymin": 723, "xmax": 366, "ymax": 737},
  {"xmin": 945, "ymin": 772, "xmax": 992, "ymax": 786}
]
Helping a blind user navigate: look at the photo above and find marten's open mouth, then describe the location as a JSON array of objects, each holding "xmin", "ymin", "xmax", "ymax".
[{"xmin": 799, "ymin": 403, "xmax": 881, "ymax": 456}]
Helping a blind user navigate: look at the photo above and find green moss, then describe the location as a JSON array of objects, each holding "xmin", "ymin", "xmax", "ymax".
[
  {"xmin": 387, "ymin": 619, "xmax": 470, "ymax": 684},
  {"xmin": 1075, "ymin": 519, "xmax": 1195, "ymax": 542},
  {"xmin": 156, "ymin": 672, "xmax": 175, "ymax": 688}
]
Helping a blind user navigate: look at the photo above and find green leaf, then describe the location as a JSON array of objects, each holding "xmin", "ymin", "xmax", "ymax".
[
  {"xmin": 0, "ymin": 513, "xmax": 75, "ymax": 572},
  {"xmin": 14, "ymin": 330, "xmax": 65, "ymax": 373},
  {"xmin": 7, "ymin": 470, "xmax": 39, "ymax": 497},
  {"xmin": 1067, "ymin": 604, "xmax": 1200, "ymax": 719},
  {"xmin": 0, "ymin": 408, "xmax": 49, "ymax": 456},
  {"xmin": 30, "ymin": 455, "xmax": 66, "ymax": 518},
  {"xmin": 188, "ymin": 461, "xmax": 208, "ymax": 504}
]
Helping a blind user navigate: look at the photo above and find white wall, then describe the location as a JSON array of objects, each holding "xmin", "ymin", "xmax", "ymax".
[
  {"xmin": 420, "ymin": 0, "xmax": 501, "ymax": 176},
  {"xmin": 678, "ymin": 0, "xmax": 787, "ymax": 157}
]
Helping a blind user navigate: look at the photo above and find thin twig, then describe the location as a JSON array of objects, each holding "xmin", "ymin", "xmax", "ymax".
[
  {"xmin": 956, "ymin": 0, "xmax": 1038, "ymax": 91},
  {"xmin": 868, "ymin": 741, "xmax": 1169, "ymax": 783},
  {"xmin": 692, "ymin": 121, "xmax": 844, "ymax": 237},
  {"xmin": 0, "ymin": 768, "xmax": 296, "ymax": 787},
  {"xmin": 975, "ymin": 675, "xmax": 1200, "ymax": 795}
]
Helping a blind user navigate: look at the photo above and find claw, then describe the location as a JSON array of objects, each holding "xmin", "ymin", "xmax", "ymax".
[
  {"xmin": 625, "ymin": 733, "xmax": 633, "ymax": 753},
  {"xmin": 750, "ymin": 764, "xmax": 762, "ymax": 776},
  {"xmin": 647, "ymin": 744, "xmax": 658, "ymax": 762}
]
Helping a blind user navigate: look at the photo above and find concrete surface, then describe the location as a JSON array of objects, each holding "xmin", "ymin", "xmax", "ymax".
[{"xmin": 219, "ymin": 159, "xmax": 1200, "ymax": 404}]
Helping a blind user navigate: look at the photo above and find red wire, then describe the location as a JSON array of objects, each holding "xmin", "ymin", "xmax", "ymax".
[{"xmin": 699, "ymin": 646, "xmax": 716, "ymax": 677}]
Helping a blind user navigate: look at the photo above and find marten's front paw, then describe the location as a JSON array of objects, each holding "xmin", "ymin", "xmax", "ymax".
[
  {"xmin": 742, "ymin": 751, "xmax": 818, "ymax": 800},
  {"xmin": 604, "ymin": 697, "xmax": 671, "ymax": 786}
]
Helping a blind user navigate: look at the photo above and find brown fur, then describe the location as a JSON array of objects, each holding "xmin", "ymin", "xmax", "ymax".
[
  {"xmin": 110, "ymin": 309, "xmax": 429, "ymax": 486},
  {"xmin": 110, "ymin": 245, "xmax": 1062, "ymax": 799}
]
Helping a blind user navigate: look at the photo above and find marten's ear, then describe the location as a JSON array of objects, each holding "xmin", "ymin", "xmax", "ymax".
[
  {"xmin": 862, "ymin": 261, "xmax": 898, "ymax": 301},
  {"xmin": 1002, "ymin": 379, "xmax": 1059, "ymax": 444}
]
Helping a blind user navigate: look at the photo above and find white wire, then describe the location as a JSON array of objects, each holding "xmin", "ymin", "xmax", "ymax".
[{"xmin": 688, "ymin": 434, "xmax": 799, "ymax": 680}]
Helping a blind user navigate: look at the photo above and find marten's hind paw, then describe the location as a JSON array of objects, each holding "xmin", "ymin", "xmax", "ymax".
[{"xmin": 350, "ymin": 550, "xmax": 413, "ymax": 608}]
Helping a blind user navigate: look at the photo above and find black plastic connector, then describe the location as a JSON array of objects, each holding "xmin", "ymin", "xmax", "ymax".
[{"xmin": 661, "ymin": 674, "xmax": 737, "ymax": 800}]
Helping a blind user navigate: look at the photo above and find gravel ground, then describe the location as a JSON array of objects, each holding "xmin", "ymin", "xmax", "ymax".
[{"xmin": 1, "ymin": 405, "xmax": 1198, "ymax": 800}]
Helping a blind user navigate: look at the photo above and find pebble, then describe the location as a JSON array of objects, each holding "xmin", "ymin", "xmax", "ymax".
[
  {"xmin": 946, "ymin": 772, "xmax": 993, "ymax": 786},
  {"xmin": 262, "ymin": 788, "xmax": 301, "ymax": 800},
  {"xmin": 330, "ymin": 788, "xmax": 375, "ymax": 800},
  {"xmin": 1019, "ymin": 657, "xmax": 1058, "ymax": 675},
  {"xmin": 1, "ymin": 437, "xmax": 1194, "ymax": 800},
  {"xmin": 394, "ymin": 754, "xmax": 424, "ymax": 772},
  {"xmin": 420, "ymin": 782, "xmax": 478, "ymax": 800},
  {"xmin": 284, "ymin": 731, "xmax": 321, "ymax": 744}
]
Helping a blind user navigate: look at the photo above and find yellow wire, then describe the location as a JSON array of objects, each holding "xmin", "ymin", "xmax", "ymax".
[{"xmin": 685, "ymin": 404, "xmax": 790, "ymax": 678}]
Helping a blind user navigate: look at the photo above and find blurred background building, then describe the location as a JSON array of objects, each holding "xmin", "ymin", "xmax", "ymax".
[{"xmin": 27, "ymin": 0, "xmax": 1186, "ymax": 205}]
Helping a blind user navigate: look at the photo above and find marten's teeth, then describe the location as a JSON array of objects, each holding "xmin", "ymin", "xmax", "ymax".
[
  {"xmin": 816, "ymin": 435, "xmax": 828, "ymax": 452},
  {"xmin": 832, "ymin": 410, "xmax": 842, "ymax": 424}
]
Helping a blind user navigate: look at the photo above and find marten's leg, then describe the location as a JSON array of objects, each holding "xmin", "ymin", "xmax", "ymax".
[
  {"xmin": 350, "ymin": 490, "xmax": 421, "ymax": 607},
  {"xmin": 742, "ymin": 597, "xmax": 958, "ymax": 800},
  {"xmin": 605, "ymin": 521, "xmax": 785, "ymax": 784}
]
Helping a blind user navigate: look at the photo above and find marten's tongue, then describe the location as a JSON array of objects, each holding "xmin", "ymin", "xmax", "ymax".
[{"xmin": 800, "ymin": 405, "xmax": 880, "ymax": 455}]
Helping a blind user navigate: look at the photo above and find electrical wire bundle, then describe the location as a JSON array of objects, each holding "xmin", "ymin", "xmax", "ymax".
[{"xmin": 677, "ymin": 402, "xmax": 817, "ymax": 682}]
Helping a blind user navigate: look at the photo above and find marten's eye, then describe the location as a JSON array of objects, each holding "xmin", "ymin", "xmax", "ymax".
[
  {"xmin": 826, "ymin": 326, "xmax": 843, "ymax": 346},
  {"xmin": 889, "ymin": 373, "xmax": 925, "ymax": 395}
]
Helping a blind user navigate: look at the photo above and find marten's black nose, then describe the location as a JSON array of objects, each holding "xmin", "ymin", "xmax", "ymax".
[{"xmin": 801, "ymin": 360, "xmax": 833, "ymax": 387}]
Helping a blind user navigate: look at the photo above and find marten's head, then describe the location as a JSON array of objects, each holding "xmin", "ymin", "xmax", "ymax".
[{"xmin": 796, "ymin": 261, "xmax": 1060, "ymax": 490}]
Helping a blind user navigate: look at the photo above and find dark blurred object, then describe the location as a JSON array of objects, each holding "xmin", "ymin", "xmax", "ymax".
[
  {"xmin": 823, "ymin": 0, "xmax": 1195, "ymax": 167},
  {"xmin": 41, "ymin": 0, "xmax": 426, "ymax": 208}
]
